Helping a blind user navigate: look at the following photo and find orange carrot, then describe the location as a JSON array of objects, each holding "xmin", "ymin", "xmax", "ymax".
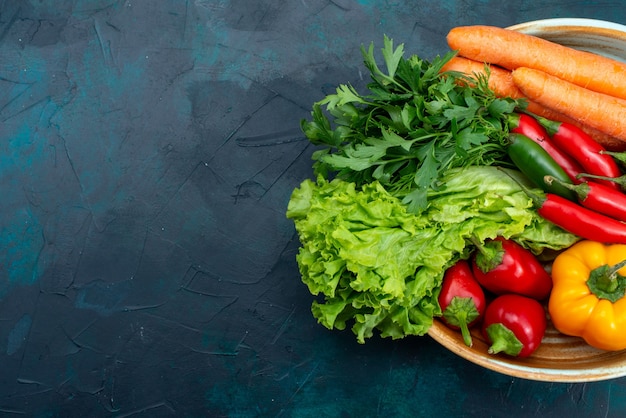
[
  {"xmin": 447, "ymin": 25, "xmax": 626, "ymax": 101},
  {"xmin": 512, "ymin": 67, "xmax": 626, "ymax": 146}
]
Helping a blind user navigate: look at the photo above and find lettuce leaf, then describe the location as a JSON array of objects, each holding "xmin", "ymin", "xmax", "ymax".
[{"xmin": 286, "ymin": 166, "xmax": 578, "ymax": 343}]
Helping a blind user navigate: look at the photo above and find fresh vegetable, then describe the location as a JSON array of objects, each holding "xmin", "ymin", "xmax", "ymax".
[
  {"xmin": 447, "ymin": 25, "xmax": 626, "ymax": 100},
  {"xmin": 438, "ymin": 260, "xmax": 486, "ymax": 347},
  {"xmin": 506, "ymin": 133, "xmax": 577, "ymax": 200},
  {"xmin": 539, "ymin": 113, "xmax": 626, "ymax": 152},
  {"xmin": 549, "ymin": 240, "xmax": 626, "ymax": 351},
  {"xmin": 522, "ymin": 188, "xmax": 626, "ymax": 244},
  {"xmin": 482, "ymin": 294, "xmax": 547, "ymax": 357},
  {"xmin": 511, "ymin": 67, "xmax": 626, "ymax": 145},
  {"xmin": 472, "ymin": 236, "xmax": 552, "ymax": 300},
  {"xmin": 545, "ymin": 175, "xmax": 626, "ymax": 222},
  {"xmin": 286, "ymin": 166, "xmax": 577, "ymax": 343},
  {"xmin": 536, "ymin": 116, "xmax": 623, "ymax": 190},
  {"xmin": 508, "ymin": 113, "xmax": 583, "ymax": 182},
  {"xmin": 301, "ymin": 35, "xmax": 523, "ymax": 213}
]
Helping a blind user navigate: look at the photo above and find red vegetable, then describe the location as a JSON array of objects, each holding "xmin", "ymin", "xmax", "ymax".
[
  {"xmin": 501, "ymin": 167, "xmax": 626, "ymax": 243},
  {"xmin": 471, "ymin": 237, "xmax": 552, "ymax": 300},
  {"xmin": 482, "ymin": 294, "xmax": 547, "ymax": 358},
  {"xmin": 544, "ymin": 175, "xmax": 626, "ymax": 222},
  {"xmin": 532, "ymin": 192, "xmax": 626, "ymax": 244},
  {"xmin": 537, "ymin": 116, "xmax": 622, "ymax": 190},
  {"xmin": 438, "ymin": 260, "xmax": 486, "ymax": 347},
  {"xmin": 509, "ymin": 113, "xmax": 584, "ymax": 182}
]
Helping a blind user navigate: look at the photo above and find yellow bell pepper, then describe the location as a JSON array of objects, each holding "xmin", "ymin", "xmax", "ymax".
[{"xmin": 549, "ymin": 240, "xmax": 626, "ymax": 351}]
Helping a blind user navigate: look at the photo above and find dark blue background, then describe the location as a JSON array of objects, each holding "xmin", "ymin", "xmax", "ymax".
[{"xmin": 2, "ymin": 1, "xmax": 626, "ymax": 416}]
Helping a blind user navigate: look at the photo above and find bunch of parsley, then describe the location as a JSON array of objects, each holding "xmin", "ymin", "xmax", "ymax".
[{"xmin": 301, "ymin": 35, "xmax": 525, "ymax": 213}]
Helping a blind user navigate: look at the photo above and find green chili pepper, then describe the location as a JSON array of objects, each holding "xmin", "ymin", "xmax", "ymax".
[{"xmin": 507, "ymin": 133, "xmax": 577, "ymax": 201}]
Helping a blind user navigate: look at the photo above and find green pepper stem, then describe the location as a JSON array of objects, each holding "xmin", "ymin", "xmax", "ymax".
[
  {"xmin": 533, "ymin": 114, "xmax": 561, "ymax": 136},
  {"xmin": 506, "ymin": 113, "xmax": 522, "ymax": 130},
  {"xmin": 601, "ymin": 150, "xmax": 626, "ymax": 166},
  {"xmin": 577, "ymin": 172, "xmax": 626, "ymax": 188},
  {"xmin": 459, "ymin": 315, "xmax": 473, "ymax": 347},
  {"xmin": 442, "ymin": 296, "xmax": 479, "ymax": 347},
  {"xmin": 470, "ymin": 236, "xmax": 503, "ymax": 273},
  {"xmin": 544, "ymin": 175, "xmax": 588, "ymax": 201},
  {"xmin": 587, "ymin": 259, "xmax": 626, "ymax": 303},
  {"xmin": 485, "ymin": 323, "xmax": 523, "ymax": 356}
]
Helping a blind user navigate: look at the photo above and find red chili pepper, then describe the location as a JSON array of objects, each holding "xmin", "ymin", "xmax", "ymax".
[
  {"xmin": 471, "ymin": 237, "xmax": 552, "ymax": 300},
  {"xmin": 509, "ymin": 113, "xmax": 584, "ymax": 182},
  {"xmin": 482, "ymin": 294, "xmax": 547, "ymax": 358},
  {"xmin": 544, "ymin": 175, "xmax": 626, "ymax": 222},
  {"xmin": 438, "ymin": 260, "xmax": 486, "ymax": 347},
  {"xmin": 537, "ymin": 116, "xmax": 622, "ymax": 190},
  {"xmin": 501, "ymin": 167, "xmax": 626, "ymax": 243},
  {"xmin": 535, "ymin": 192, "xmax": 626, "ymax": 244}
]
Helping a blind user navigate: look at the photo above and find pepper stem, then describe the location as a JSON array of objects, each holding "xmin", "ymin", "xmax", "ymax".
[
  {"xmin": 485, "ymin": 323, "xmax": 524, "ymax": 356},
  {"xmin": 506, "ymin": 113, "xmax": 522, "ymax": 130},
  {"xmin": 544, "ymin": 175, "xmax": 588, "ymax": 201},
  {"xmin": 577, "ymin": 172, "xmax": 626, "ymax": 188},
  {"xmin": 587, "ymin": 259, "xmax": 626, "ymax": 303},
  {"xmin": 532, "ymin": 114, "xmax": 561, "ymax": 136},
  {"xmin": 600, "ymin": 150, "xmax": 626, "ymax": 167},
  {"xmin": 442, "ymin": 296, "xmax": 479, "ymax": 347},
  {"xmin": 470, "ymin": 236, "xmax": 504, "ymax": 273}
]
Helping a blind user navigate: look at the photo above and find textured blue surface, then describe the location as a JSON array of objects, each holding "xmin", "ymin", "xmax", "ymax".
[{"xmin": 3, "ymin": 1, "xmax": 626, "ymax": 416}]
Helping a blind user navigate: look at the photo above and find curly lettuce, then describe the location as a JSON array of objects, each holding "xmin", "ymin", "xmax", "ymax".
[{"xmin": 286, "ymin": 166, "xmax": 578, "ymax": 343}]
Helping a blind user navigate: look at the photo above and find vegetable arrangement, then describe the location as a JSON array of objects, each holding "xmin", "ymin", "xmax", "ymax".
[{"xmin": 288, "ymin": 26, "xmax": 626, "ymax": 358}]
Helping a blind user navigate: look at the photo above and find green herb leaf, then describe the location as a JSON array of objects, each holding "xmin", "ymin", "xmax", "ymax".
[
  {"xmin": 381, "ymin": 34, "xmax": 404, "ymax": 79},
  {"xmin": 300, "ymin": 36, "xmax": 526, "ymax": 212}
]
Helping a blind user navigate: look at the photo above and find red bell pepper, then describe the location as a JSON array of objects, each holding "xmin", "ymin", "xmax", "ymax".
[
  {"xmin": 471, "ymin": 237, "xmax": 552, "ymax": 300},
  {"xmin": 482, "ymin": 294, "xmax": 547, "ymax": 358},
  {"xmin": 438, "ymin": 260, "xmax": 486, "ymax": 347}
]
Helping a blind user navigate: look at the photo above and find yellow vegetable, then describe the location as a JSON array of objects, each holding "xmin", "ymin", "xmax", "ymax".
[{"xmin": 549, "ymin": 240, "xmax": 626, "ymax": 351}]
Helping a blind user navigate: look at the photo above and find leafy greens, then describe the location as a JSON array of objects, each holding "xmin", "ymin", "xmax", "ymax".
[
  {"xmin": 302, "ymin": 35, "xmax": 525, "ymax": 213},
  {"xmin": 286, "ymin": 166, "xmax": 578, "ymax": 343}
]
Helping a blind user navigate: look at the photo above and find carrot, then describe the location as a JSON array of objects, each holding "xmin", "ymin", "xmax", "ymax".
[
  {"xmin": 447, "ymin": 25, "xmax": 626, "ymax": 101},
  {"xmin": 511, "ymin": 67, "xmax": 626, "ymax": 146}
]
